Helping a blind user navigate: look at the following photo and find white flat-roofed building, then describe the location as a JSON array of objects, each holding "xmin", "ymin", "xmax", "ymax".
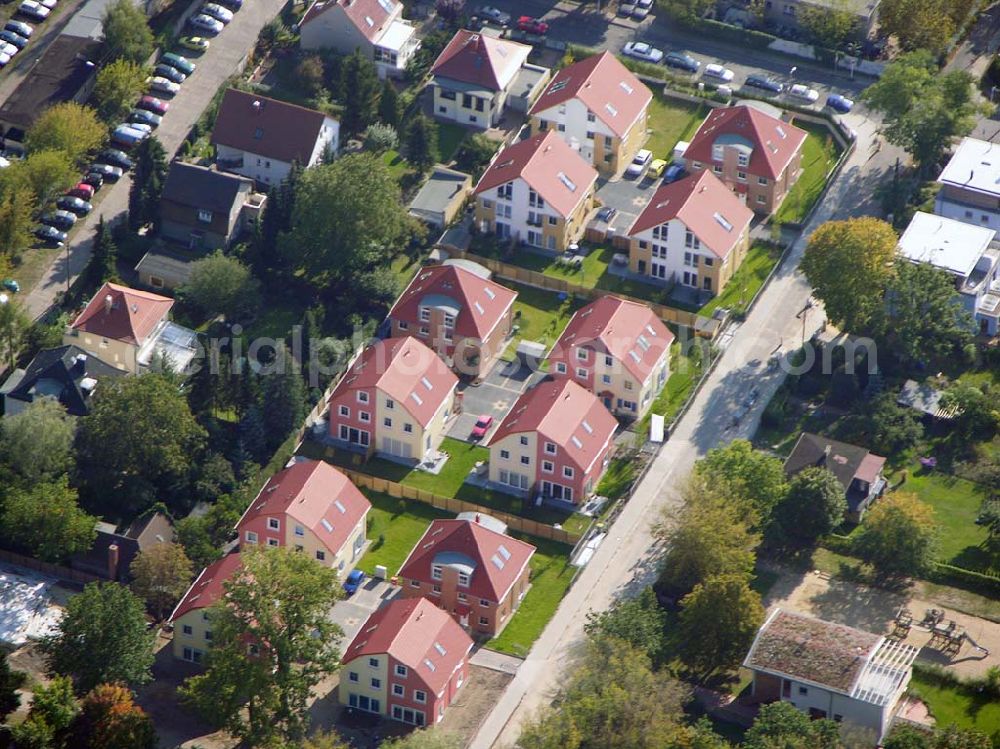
[{"xmin": 936, "ymin": 137, "xmax": 1000, "ymax": 235}]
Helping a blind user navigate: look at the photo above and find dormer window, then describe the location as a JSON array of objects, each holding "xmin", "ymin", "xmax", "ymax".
[
  {"xmin": 198, "ymin": 209, "xmax": 213, "ymax": 223},
  {"xmin": 712, "ymin": 144, "xmax": 724, "ymax": 162},
  {"xmin": 737, "ymin": 152, "xmax": 749, "ymax": 167},
  {"xmin": 419, "ymin": 307, "xmax": 430, "ymax": 322},
  {"xmin": 458, "ymin": 572, "xmax": 470, "ymax": 587},
  {"xmin": 431, "ymin": 564, "xmax": 442, "ymax": 580}
]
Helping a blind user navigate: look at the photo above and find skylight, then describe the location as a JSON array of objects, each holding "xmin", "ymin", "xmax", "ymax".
[
  {"xmin": 557, "ymin": 172, "xmax": 577, "ymax": 191},
  {"xmin": 605, "ymin": 103, "xmax": 618, "ymax": 117},
  {"xmin": 424, "ymin": 659, "xmax": 436, "ymax": 671},
  {"xmin": 776, "ymin": 125, "xmax": 787, "ymax": 139},
  {"xmin": 364, "ymin": 15, "xmax": 374, "ymax": 26},
  {"xmin": 571, "ymin": 435, "xmax": 583, "ymax": 449},
  {"xmin": 498, "ymin": 544, "xmax": 511, "ymax": 560},
  {"xmin": 434, "ymin": 642, "xmax": 447, "ymax": 655},
  {"xmin": 484, "ymin": 288, "xmax": 496, "ymax": 300},
  {"xmin": 713, "ymin": 212, "xmax": 733, "ymax": 231},
  {"xmin": 645, "ymin": 324, "xmax": 657, "ymax": 337},
  {"xmin": 253, "ymin": 127, "xmax": 263, "ymax": 140},
  {"xmin": 321, "ymin": 519, "xmax": 333, "ymax": 532},
  {"xmin": 376, "ymin": 0, "xmax": 393, "ymax": 11},
  {"xmin": 474, "ymin": 301, "xmax": 485, "ymax": 314},
  {"xmin": 549, "ymin": 80, "xmax": 568, "ymax": 94},
  {"xmin": 411, "ymin": 392, "xmax": 424, "ymax": 406},
  {"xmin": 619, "ymin": 81, "xmax": 633, "ymax": 95},
  {"xmin": 629, "ymin": 350, "xmax": 641, "ymax": 363},
  {"xmin": 581, "ymin": 419, "xmax": 593, "ymax": 434},
  {"xmin": 334, "ymin": 499, "xmax": 346, "ymax": 514},
  {"xmin": 637, "ymin": 335, "xmax": 650, "ymax": 351},
  {"xmin": 491, "ymin": 554, "xmax": 505, "ymax": 570},
  {"xmin": 421, "ymin": 376, "xmax": 433, "ymax": 391}
]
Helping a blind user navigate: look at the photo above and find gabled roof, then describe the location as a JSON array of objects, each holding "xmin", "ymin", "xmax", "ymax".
[
  {"xmin": 328, "ymin": 337, "xmax": 458, "ymax": 428},
  {"xmin": 161, "ymin": 161, "xmax": 253, "ymax": 214},
  {"xmin": 1, "ymin": 345, "xmax": 123, "ymax": 416},
  {"xmin": 430, "ymin": 29, "xmax": 531, "ymax": 91},
  {"xmin": 474, "ymin": 130, "xmax": 598, "ymax": 218},
  {"xmin": 301, "ymin": 0, "xmax": 397, "ymax": 40},
  {"xmin": 169, "ymin": 552, "xmax": 243, "ymax": 622},
  {"xmin": 783, "ymin": 433, "xmax": 886, "ymax": 512},
  {"xmin": 529, "ymin": 52, "xmax": 651, "ymax": 138},
  {"xmin": 397, "ymin": 518, "xmax": 535, "ymax": 602},
  {"xmin": 70, "ymin": 282, "xmax": 173, "ymax": 346},
  {"xmin": 388, "ymin": 263, "xmax": 517, "ymax": 342},
  {"xmin": 627, "ymin": 170, "xmax": 753, "ymax": 259},
  {"xmin": 685, "ymin": 105, "xmax": 807, "ymax": 180},
  {"xmin": 343, "ymin": 597, "xmax": 473, "ymax": 694},
  {"xmin": 236, "ymin": 459, "xmax": 370, "ymax": 556},
  {"xmin": 211, "ymin": 89, "xmax": 332, "ymax": 166},
  {"xmin": 489, "ymin": 378, "xmax": 617, "ymax": 472},
  {"xmin": 551, "ymin": 296, "xmax": 674, "ymax": 383}
]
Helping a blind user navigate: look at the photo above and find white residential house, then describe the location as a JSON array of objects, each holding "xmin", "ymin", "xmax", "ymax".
[{"xmin": 935, "ymin": 137, "xmax": 1000, "ymax": 235}]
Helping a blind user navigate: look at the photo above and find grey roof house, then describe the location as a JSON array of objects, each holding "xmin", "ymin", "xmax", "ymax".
[
  {"xmin": 0, "ymin": 345, "xmax": 123, "ymax": 417},
  {"xmin": 783, "ymin": 432, "xmax": 887, "ymax": 522},
  {"xmin": 71, "ymin": 512, "xmax": 174, "ymax": 581},
  {"xmin": 408, "ymin": 165, "xmax": 472, "ymax": 229}
]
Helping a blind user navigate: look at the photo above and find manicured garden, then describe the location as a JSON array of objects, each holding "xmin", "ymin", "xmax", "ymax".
[
  {"xmin": 645, "ymin": 93, "xmax": 709, "ymax": 160},
  {"xmin": 436, "ymin": 122, "xmax": 467, "ymax": 163},
  {"xmin": 505, "ymin": 281, "xmax": 585, "ymax": 355},
  {"xmin": 909, "ymin": 670, "xmax": 1000, "ymax": 737},
  {"xmin": 698, "ymin": 243, "xmax": 782, "ymax": 317},
  {"xmin": 774, "ymin": 120, "xmax": 842, "ymax": 225},
  {"xmin": 355, "ymin": 490, "xmax": 450, "ymax": 577},
  {"xmin": 635, "ymin": 342, "xmax": 706, "ymax": 438},
  {"xmin": 362, "ymin": 438, "xmax": 489, "ymax": 497}
]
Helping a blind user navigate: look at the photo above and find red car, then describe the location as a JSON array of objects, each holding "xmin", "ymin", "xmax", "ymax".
[
  {"xmin": 470, "ymin": 414, "xmax": 493, "ymax": 440},
  {"xmin": 517, "ymin": 15, "xmax": 549, "ymax": 34},
  {"xmin": 68, "ymin": 182, "xmax": 95, "ymax": 200},
  {"xmin": 138, "ymin": 95, "xmax": 169, "ymax": 115}
]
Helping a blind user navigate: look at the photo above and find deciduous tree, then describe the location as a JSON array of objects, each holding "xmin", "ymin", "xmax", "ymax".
[
  {"xmin": 584, "ymin": 586, "xmax": 667, "ymax": 665},
  {"xmin": 676, "ymin": 574, "xmax": 765, "ymax": 677},
  {"xmin": 877, "ymin": 0, "xmax": 974, "ymax": 55},
  {"xmin": 363, "ymin": 122, "xmax": 399, "ymax": 153},
  {"xmin": 853, "ymin": 491, "xmax": 939, "ymax": 579},
  {"xmin": 27, "ymin": 104, "xmax": 106, "ymax": 166},
  {"xmin": 0, "ymin": 398, "xmax": 75, "ymax": 483},
  {"xmin": 16, "ymin": 150, "xmax": 78, "ymax": 207},
  {"xmin": 694, "ymin": 439, "xmax": 788, "ymax": 521},
  {"xmin": 0, "ymin": 478, "xmax": 96, "ymax": 563},
  {"xmin": 0, "ymin": 650, "xmax": 26, "ymax": 720},
  {"xmin": 41, "ymin": 583, "xmax": 155, "ymax": 692},
  {"xmin": 93, "ymin": 59, "xmax": 149, "ymax": 124},
  {"xmin": 0, "ymin": 293, "xmax": 28, "ymax": 372},
  {"xmin": 180, "ymin": 547, "xmax": 345, "ymax": 747},
  {"xmin": 101, "ymin": 0, "xmax": 155, "ymax": 64},
  {"xmin": 0, "ymin": 185, "xmax": 36, "ymax": 254},
  {"xmin": 797, "ymin": 2, "xmax": 858, "ymax": 49},
  {"xmin": 130, "ymin": 542, "xmax": 194, "ymax": 620},
  {"xmin": 181, "ymin": 251, "xmax": 260, "ymax": 321},
  {"xmin": 744, "ymin": 701, "xmax": 844, "ymax": 749},
  {"xmin": 72, "ymin": 683, "xmax": 157, "ymax": 749},
  {"xmin": 864, "ymin": 392, "xmax": 924, "ymax": 457},
  {"xmin": 941, "ymin": 383, "xmax": 1000, "ymax": 442},
  {"xmin": 801, "ymin": 217, "xmax": 898, "ymax": 334},
  {"xmin": 771, "ymin": 467, "xmax": 847, "ymax": 546},
  {"xmin": 11, "ymin": 675, "xmax": 79, "ymax": 749}
]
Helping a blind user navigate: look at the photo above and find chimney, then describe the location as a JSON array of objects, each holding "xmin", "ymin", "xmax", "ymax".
[
  {"xmin": 475, "ymin": 513, "xmax": 481, "ymax": 524},
  {"xmin": 252, "ymin": 100, "xmax": 262, "ymax": 113},
  {"xmin": 107, "ymin": 543, "xmax": 120, "ymax": 580},
  {"xmin": 818, "ymin": 443, "xmax": 831, "ymax": 466},
  {"xmin": 103, "ymin": 294, "xmax": 113, "ymax": 313}
]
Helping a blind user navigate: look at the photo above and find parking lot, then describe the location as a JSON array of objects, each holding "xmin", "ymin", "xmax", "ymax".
[
  {"xmin": 595, "ymin": 169, "xmax": 662, "ymax": 237},
  {"xmin": 329, "ymin": 578, "xmax": 400, "ymax": 645},
  {"xmin": 448, "ymin": 356, "xmax": 546, "ymax": 444}
]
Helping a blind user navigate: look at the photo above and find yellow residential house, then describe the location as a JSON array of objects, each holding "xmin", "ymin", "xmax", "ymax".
[{"xmin": 169, "ymin": 552, "xmax": 243, "ymax": 663}]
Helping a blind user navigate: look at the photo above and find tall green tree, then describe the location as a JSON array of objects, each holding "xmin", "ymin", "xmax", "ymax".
[
  {"xmin": 11, "ymin": 675, "xmax": 79, "ymax": 749},
  {"xmin": 76, "ymin": 373, "xmax": 207, "ymax": 516},
  {"xmin": 406, "ymin": 114, "xmax": 439, "ymax": 172},
  {"xmin": 744, "ymin": 701, "xmax": 844, "ymax": 749},
  {"xmin": 0, "ymin": 650, "xmax": 26, "ymax": 720},
  {"xmin": 0, "ymin": 294, "xmax": 29, "ymax": 372},
  {"xmin": 801, "ymin": 217, "xmax": 898, "ymax": 334},
  {"xmin": 92, "ymin": 59, "xmax": 149, "ymax": 124},
  {"xmin": 0, "ymin": 478, "xmax": 96, "ymax": 563},
  {"xmin": 340, "ymin": 50, "xmax": 380, "ymax": 136},
  {"xmin": 101, "ymin": 0, "xmax": 155, "ymax": 64},
  {"xmin": 676, "ymin": 574, "xmax": 765, "ymax": 677},
  {"xmin": 252, "ymin": 163, "xmax": 300, "ymax": 276},
  {"xmin": 0, "ymin": 398, "xmax": 75, "ymax": 483},
  {"xmin": 72, "ymin": 683, "xmax": 157, "ymax": 749},
  {"xmin": 85, "ymin": 216, "xmax": 118, "ymax": 288},
  {"xmin": 41, "ymin": 583, "xmax": 155, "ymax": 693},
  {"xmin": 853, "ymin": 491, "xmax": 939, "ymax": 579},
  {"xmin": 797, "ymin": 2, "xmax": 858, "ymax": 48},
  {"xmin": 130, "ymin": 542, "xmax": 194, "ymax": 620},
  {"xmin": 864, "ymin": 392, "xmax": 924, "ymax": 457},
  {"xmin": 26, "ymin": 104, "xmax": 106, "ymax": 167},
  {"xmin": 584, "ymin": 586, "xmax": 667, "ymax": 665},
  {"xmin": 261, "ymin": 344, "xmax": 306, "ymax": 451},
  {"xmin": 378, "ymin": 78, "xmax": 401, "ymax": 129},
  {"xmin": 180, "ymin": 547, "xmax": 345, "ymax": 748},
  {"xmin": 941, "ymin": 383, "xmax": 1000, "ymax": 442},
  {"xmin": 694, "ymin": 439, "xmax": 788, "ymax": 521},
  {"xmin": 877, "ymin": 0, "xmax": 974, "ymax": 54},
  {"xmin": 128, "ymin": 136, "xmax": 168, "ymax": 232},
  {"xmin": 181, "ymin": 251, "xmax": 261, "ymax": 321},
  {"xmin": 771, "ymin": 467, "xmax": 847, "ymax": 546},
  {"xmin": 175, "ymin": 491, "xmax": 247, "ymax": 569},
  {"xmin": 0, "ymin": 185, "xmax": 36, "ymax": 254},
  {"xmin": 15, "ymin": 150, "xmax": 78, "ymax": 208}
]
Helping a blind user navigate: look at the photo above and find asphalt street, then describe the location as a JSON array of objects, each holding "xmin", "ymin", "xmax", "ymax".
[{"xmin": 22, "ymin": 0, "xmax": 289, "ymax": 320}]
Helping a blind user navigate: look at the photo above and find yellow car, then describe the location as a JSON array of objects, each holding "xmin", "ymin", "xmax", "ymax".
[{"xmin": 648, "ymin": 158, "xmax": 668, "ymax": 179}]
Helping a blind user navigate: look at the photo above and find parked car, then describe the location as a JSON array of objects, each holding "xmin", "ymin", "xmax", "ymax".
[
  {"xmin": 0, "ymin": 30, "xmax": 30, "ymax": 49},
  {"xmin": 617, "ymin": 0, "xmax": 636, "ymax": 16},
  {"xmin": 664, "ymin": 163, "xmax": 684, "ymax": 183},
  {"xmin": 516, "ymin": 16, "xmax": 548, "ymax": 34},
  {"xmin": 5, "ymin": 21, "xmax": 33, "ymax": 38},
  {"xmin": 625, "ymin": 148, "xmax": 652, "ymax": 179},
  {"xmin": 41, "ymin": 210, "xmax": 77, "ymax": 230},
  {"xmin": 0, "ymin": 48, "xmax": 13, "ymax": 67},
  {"xmin": 178, "ymin": 35, "xmax": 210, "ymax": 51},
  {"xmin": 154, "ymin": 63, "xmax": 186, "ymax": 83},
  {"xmin": 112, "ymin": 124, "xmax": 149, "ymax": 147},
  {"xmin": 124, "ymin": 121, "xmax": 153, "ymax": 134},
  {"xmin": 68, "ymin": 182, "xmax": 95, "ymax": 200},
  {"xmin": 56, "ymin": 195, "xmax": 92, "ymax": 215},
  {"xmin": 217, "ymin": 0, "xmax": 242, "ymax": 9},
  {"xmin": 138, "ymin": 95, "xmax": 169, "ymax": 115},
  {"xmin": 160, "ymin": 52, "xmax": 195, "ymax": 75},
  {"xmin": 17, "ymin": 2, "xmax": 50, "ymax": 21},
  {"xmin": 343, "ymin": 569, "xmax": 366, "ymax": 596},
  {"xmin": 129, "ymin": 109, "xmax": 162, "ymax": 128},
  {"xmin": 703, "ymin": 63, "xmax": 735, "ymax": 82},
  {"xmin": 35, "ymin": 224, "xmax": 66, "ymax": 245},
  {"xmin": 788, "ymin": 83, "xmax": 819, "ymax": 103},
  {"xmin": 664, "ymin": 51, "xmax": 700, "ymax": 73},
  {"xmin": 1, "ymin": 279, "xmax": 19, "ymax": 293},
  {"xmin": 82, "ymin": 172, "xmax": 104, "ymax": 189},
  {"xmin": 648, "ymin": 158, "xmax": 668, "ymax": 179},
  {"xmin": 622, "ymin": 41, "xmax": 663, "ymax": 64},
  {"xmin": 200, "ymin": 3, "xmax": 233, "ymax": 22},
  {"xmin": 597, "ymin": 206, "xmax": 617, "ymax": 223},
  {"xmin": 744, "ymin": 74, "xmax": 783, "ymax": 94},
  {"xmin": 147, "ymin": 76, "xmax": 181, "ymax": 95},
  {"xmin": 826, "ymin": 93, "xmax": 854, "ymax": 113},
  {"xmin": 631, "ymin": 0, "xmax": 653, "ymax": 18},
  {"xmin": 188, "ymin": 14, "xmax": 223, "ymax": 34},
  {"xmin": 38, "ymin": 0, "xmax": 57, "ymax": 9},
  {"xmin": 97, "ymin": 148, "xmax": 133, "ymax": 170},
  {"xmin": 471, "ymin": 414, "xmax": 493, "ymax": 440},
  {"xmin": 478, "ymin": 5, "xmax": 510, "ymax": 25}
]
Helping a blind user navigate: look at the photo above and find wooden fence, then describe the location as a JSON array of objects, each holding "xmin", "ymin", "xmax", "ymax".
[{"xmin": 0, "ymin": 548, "xmax": 101, "ymax": 588}]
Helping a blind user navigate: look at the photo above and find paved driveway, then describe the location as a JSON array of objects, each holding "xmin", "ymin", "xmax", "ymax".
[
  {"xmin": 330, "ymin": 579, "xmax": 400, "ymax": 644},
  {"xmin": 596, "ymin": 171, "xmax": 660, "ymax": 232},
  {"xmin": 448, "ymin": 357, "xmax": 545, "ymax": 443}
]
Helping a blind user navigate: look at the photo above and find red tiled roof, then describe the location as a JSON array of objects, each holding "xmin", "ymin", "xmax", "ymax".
[
  {"xmin": 552, "ymin": 296, "xmax": 674, "ymax": 383},
  {"xmin": 430, "ymin": 29, "xmax": 531, "ymax": 91},
  {"xmin": 388, "ymin": 264, "xmax": 517, "ymax": 342},
  {"xmin": 236, "ymin": 459, "xmax": 370, "ymax": 557},
  {"xmin": 627, "ymin": 170, "xmax": 754, "ymax": 259},
  {"xmin": 529, "ymin": 52, "xmax": 651, "ymax": 138},
  {"xmin": 70, "ymin": 282, "xmax": 173, "ymax": 345},
  {"xmin": 474, "ymin": 131, "xmax": 598, "ymax": 218},
  {"xmin": 211, "ymin": 89, "xmax": 329, "ymax": 166},
  {"xmin": 301, "ymin": 0, "xmax": 396, "ymax": 40},
  {"xmin": 397, "ymin": 518, "xmax": 535, "ymax": 603},
  {"xmin": 328, "ymin": 337, "xmax": 458, "ymax": 428},
  {"xmin": 342, "ymin": 598, "xmax": 472, "ymax": 694},
  {"xmin": 489, "ymin": 378, "xmax": 617, "ymax": 472},
  {"xmin": 685, "ymin": 105, "xmax": 807, "ymax": 180},
  {"xmin": 169, "ymin": 552, "xmax": 242, "ymax": 622}
]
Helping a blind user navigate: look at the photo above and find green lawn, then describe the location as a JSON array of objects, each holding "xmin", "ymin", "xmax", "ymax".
[
  {"xmin": 774, "ymin": 121, "xmax": 841, "ymax": 225},
  {"xmin": 487, "ymin": 535, "xmax": 576, "ymax": 656},
  {"xmin": 909, "ymin": 672, "xmax": 1000, "ymax": 736},
  {"xmin": 356, "ymin": 491, "xmax": 451, "ymax": 577},
  {"xmin": 437, "ymin": 123, "xmax": 467, "ymax": 163},
  {"xmin": 699, "ymin": 243, "xmax": 781, "ymax": 317},
  {"xmin": 362, "ymin": 438, "xmax": 489, "ymax": 497},
  {"xmin": 635, "ymin": 342, "xmax": 705, "ymax": 437},
  {"xmin": 382, "ymin": 149, "xmax": 416, "ymax": 183},
  {"xmin": 645, "ymin": 94, "xmax": 708, "ymax": 159},
  {"xmin": 506, "ymin": 282, "xmax": 585, "ymax": 355}
]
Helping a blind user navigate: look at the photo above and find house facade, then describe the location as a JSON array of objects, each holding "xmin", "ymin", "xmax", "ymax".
[
  {"xmin": 755, "ymin": 0, "xmax": 879, "ymax": 41},
  {"xmin": 936, "ymin": 137, "xmax": 1000, "ymax": 236},
  {"xmin": 429, "ymin": 30, "xmax": 536, "ymax": 129},
  {"xmin": 1, "ymin": 345, "xmax": 123, "ymax": 417},
  {"xmin": 235, "ymin": 459, "xmax": 370, "ymax": 575},
  {"xmin": 784, "ymin": 433, "xmax": 887, "ymax": 523},
  {"xmin": 211, "ymin": 89, "xmax": 340, "ymax": 186},
  {"xmin": 626, "ymin": 170, "xmax": 754, "ymax": 295},
  {"xmin": 339, "ymin": 597, "xmax": 473, "ymax": 726},
  {"xmin": 397, "ymin": 515, "xmax": 535, "ymax": 637},
  {"xmin": 745, "ymin": 609, "xmax": 917, "ymax": 744},
  {"xmin": 299, "ymin": 0, "xmax": 419, "ymax": 79},
  {"xmin": 160, "ymin": 161, "xmax": 263, "ymax": 251},
  {"xmin": 529, "ymin": 51, "xmax": 651, "ymax": 177},
  {"xmin": 547, "ymin": 296, "xmax": 674, "ymax": 419},
  {"xmin": 326, "ymin": 336, "xmax": 459, "ymax": 462},
  {"xmin": 487, "ymin": 378, "xmax": 617, "ymax": 503},
  {"xmin": 387, "ymin": 262, "xmax": 517, "ymax": 379},
  {"xmin": 473, "ymin": 130, "xmax": 599, "ymax": 252},
  {"xmin": 898, "ymin": 212, "xmax": 1000, "ymax": 336},
  {"xmin": 684, "ymin": 104, "xmax": 806, "ymax": 215},
  {"xmin": 169, "ymin": 552, "xmax": 243, "ymax": 664}
]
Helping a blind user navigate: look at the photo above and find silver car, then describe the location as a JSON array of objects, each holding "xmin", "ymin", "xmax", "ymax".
[
  {"xmin": 189, "ymin": 13, "xmax": 223, "ymax": 34},
  {"xmin": 201, "ymin": 3, "xmax": 233, "ymax": 22},
  {"xmin": 148, "ymin": 76, "xmax": 181, "ymax": 95}
]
